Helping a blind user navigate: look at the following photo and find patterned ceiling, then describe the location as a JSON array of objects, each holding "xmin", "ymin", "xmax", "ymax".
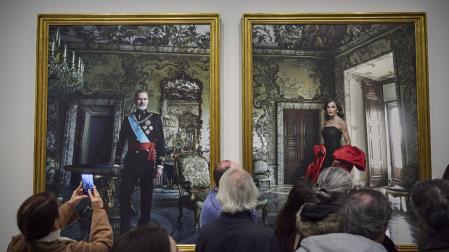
[
  {"xmin": 252, "ymin": 24, "xmax": 400, "ymax": 52},
  {"xmin": 51, "ymin": 24, "xmax": 401, "ymax": 54},
  {"xmin": 50, "ymin": 25, "xmax": 211, "ymax": 51}
]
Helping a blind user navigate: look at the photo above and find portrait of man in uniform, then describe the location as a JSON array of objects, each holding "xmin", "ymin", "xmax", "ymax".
[
  {"xmin": 114, "ymin": 90, "xmax": 166, "ymax": 234},
  {"xmin": 35, "ymin": 15, "xmax": 220, "ymax": 244}
]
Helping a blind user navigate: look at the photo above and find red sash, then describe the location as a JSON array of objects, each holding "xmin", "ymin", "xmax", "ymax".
[{"xmin": 128, "ymin": 142, "xmax": 156, "ymax": 162}]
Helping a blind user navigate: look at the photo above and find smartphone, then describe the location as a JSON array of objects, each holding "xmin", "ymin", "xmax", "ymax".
[{"xmin": 81, "ymin": 172, "xmax": 94, "ymax": 194}]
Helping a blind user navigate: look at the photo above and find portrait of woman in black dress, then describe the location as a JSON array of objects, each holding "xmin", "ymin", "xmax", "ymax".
[{"xmin": 322, "ymin": 99, "xmax": 351, "ymax": 169}]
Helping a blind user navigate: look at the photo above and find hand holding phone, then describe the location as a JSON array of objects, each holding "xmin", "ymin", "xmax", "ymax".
[
  {"xmin": 87, "ymin": 185, "xmax": 104, "ymax": 210},
  {"xmin": 81, "ymin": 173, "xmax": 94, "ymax": 195},
  {"xmin": 67, "ymin": 182, "xmax": 88, "ymax": 208}
]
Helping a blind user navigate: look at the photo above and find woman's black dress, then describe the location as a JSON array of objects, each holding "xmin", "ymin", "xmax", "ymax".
[{"xmin": 322, "ymin": 126, "xmax": 342, "ymax": 169}]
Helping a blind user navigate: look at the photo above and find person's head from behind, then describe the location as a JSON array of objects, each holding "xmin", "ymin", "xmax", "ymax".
[
  {"xmin": 216, "ymin": 167, "xmax": 259, "ymax": 213},
  {"xmin": 316, "ymin": 167, "xmax": 353, "ymax": 203},
  {"xmin": 113, "ymin": 225, "xmax": 177, "ymax": 252},
  {"xmin": 279, "ymin": 178, "xmax": 316, "ymax": 217},
  {"xmin": 213, "ymin": 160, "xmax": 240, "ymax": 188},
  {"xmin": 295, "ymin": 170, "xmax": 348, "ymax": 240},
  {"xmin": 275, "ymin": 178, "xmax": 316, "ymax": 252},
  {"xmin": 411, "ymin": 179, "xmax": 449, "ymax": 231},
  {"xmin": 340, "ymin": 188, "xmax": 392, "ymax": 243},
  {"xmin": 16, "ymin": 191, "xmax": 59, "ymax": 241}
]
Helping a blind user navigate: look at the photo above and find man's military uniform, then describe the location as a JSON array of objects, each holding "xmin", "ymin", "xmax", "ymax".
[{"xmin": 114, "ymin": 110, "xmax": 165, "ymax": 234}]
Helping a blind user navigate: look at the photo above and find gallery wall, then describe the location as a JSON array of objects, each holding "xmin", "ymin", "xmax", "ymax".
[{"xmin": 1, "ymin": 0, "xmax": 449, "ymax": 249}]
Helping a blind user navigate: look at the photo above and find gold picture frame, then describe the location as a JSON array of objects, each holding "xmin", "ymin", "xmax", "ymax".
[
  {"xmin": 35, "ymin": 14, "xmax": 220, "ymax": 251},
  {"xmin": 243, "ymin": 13, "xmax": 429, "ymax": 251}
]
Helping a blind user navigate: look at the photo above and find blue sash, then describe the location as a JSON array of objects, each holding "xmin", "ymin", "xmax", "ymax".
[{"xmin": 128, "ymin": 114, "xmax": 150, "ymax": 143}]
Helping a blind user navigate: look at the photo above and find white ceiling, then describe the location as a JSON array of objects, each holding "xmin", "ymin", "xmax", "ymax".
[{"xmin": 349, "ymin": 52, "xmax": 395, "ymax": 81}]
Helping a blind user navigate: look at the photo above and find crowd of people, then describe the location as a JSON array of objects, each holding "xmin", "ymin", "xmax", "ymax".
[
  {"xmin": 6, "ymin": 94, "xmax": 449, "ymax": 252},
  {"xmin": 7, "ymin": 160, "xmax": 449, "ymax": 252}
]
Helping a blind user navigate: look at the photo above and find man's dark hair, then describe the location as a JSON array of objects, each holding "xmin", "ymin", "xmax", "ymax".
[
  {"xmin": 113, "ymin": 225, "xmax": 171, "ymax": 252},
  {"xmin": 411, "ymin": 179, "xmax": 449, "ymax": 230},
  {"xmin": 340, "ymin": 188, "xmax": 392, "ymax": 241},
  {"xmin": 134, "ymin": 89, "xmax": 149, "ymax": 100},
  {"xmin": 17, "ymin": 191, "xmax": 59, "ymax": 241}
]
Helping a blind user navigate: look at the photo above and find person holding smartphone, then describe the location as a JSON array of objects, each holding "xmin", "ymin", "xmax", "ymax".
[
  {"xmin": 7, "ymin": 183, "xmax": 112, "ymax": 252},
  {"xmin": 114, "ymin": 89, "xmax": 166, "ymax": 234},
  {"xmin": 82, "ymin": 172, "xmax": 95, "ymax": 194}
]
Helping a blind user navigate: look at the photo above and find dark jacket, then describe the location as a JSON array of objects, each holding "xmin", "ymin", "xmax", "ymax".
[
  {"xmin": 423, "ymin": 227, "xmax": 449, "ymax": 252},
  {"xmin": 196, "ymin": 211, "xmax": 278, "ymax": 252},
  {"xmin": 115, "ymin": 111, "xmax": 165, "ymax": 166}
]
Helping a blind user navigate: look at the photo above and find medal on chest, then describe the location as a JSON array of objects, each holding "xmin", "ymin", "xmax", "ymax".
[{"xmin": 141, "ymin": 119, "xmax": 154, "ymax": 135}]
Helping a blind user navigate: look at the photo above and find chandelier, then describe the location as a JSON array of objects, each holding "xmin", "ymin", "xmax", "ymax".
[{"xmin": 48, "ymin": 29, "xmax": 85, "ymax": 96}]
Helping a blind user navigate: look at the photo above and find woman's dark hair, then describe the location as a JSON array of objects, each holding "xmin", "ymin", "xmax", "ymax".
[
  {"xmin": 17, "ymin": 191, "xmax": 59, "ymax": 241},
  {"xmin": 274, "ymin": 178, "xmax": 316, "ymax": 252},
  {"xmin": 113, "ymin": 225, "xmax": 171, "ymax": 252},
  {"xmin": 323, "ymin": 99, "xmax": 345, "ymax": 120}
]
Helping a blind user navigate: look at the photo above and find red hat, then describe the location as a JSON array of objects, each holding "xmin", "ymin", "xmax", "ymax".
[{"xmin": 333, "ymin": 145, "xmax": 366, "ymax": 172}]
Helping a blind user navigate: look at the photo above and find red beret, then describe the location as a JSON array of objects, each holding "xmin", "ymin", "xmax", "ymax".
[{"xmin": 333, "ymin": 145, "xmax": 366, "ymax": 171}]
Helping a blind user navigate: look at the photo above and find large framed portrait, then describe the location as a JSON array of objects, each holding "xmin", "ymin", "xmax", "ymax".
[
  {"xmin": 243, "ymin": 13, "xmax": 429, "ymax": 251},
  {"xmin": 35, "ymin": 14, "xmax": 220, "ymax": 251}
]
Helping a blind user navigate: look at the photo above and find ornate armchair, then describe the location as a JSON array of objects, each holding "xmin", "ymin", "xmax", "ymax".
[
  {"xmin": 253, "ymin": 159, "xmax": 271, "ymax": 189},
  {"xmin": 175, "ymin": 152, "xmax": 210, "ymax": 230}
]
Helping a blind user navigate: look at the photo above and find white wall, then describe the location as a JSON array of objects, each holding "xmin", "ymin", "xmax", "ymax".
[{"xmin": 1, "ymin": 0, "xmax": 449, "ymax": 248}]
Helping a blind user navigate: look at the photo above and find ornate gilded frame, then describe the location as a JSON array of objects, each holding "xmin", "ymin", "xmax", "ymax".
[
  {"xmin": 35, "ymin": 14, "xmax": 220, "ymax": 251},
  {"xmin": 243, "ymin": 13, "xmax": 429, "ymax": 251}
]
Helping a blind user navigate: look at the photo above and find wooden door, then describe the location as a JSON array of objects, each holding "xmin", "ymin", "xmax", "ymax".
[
  {"xmin": 283, "ymin": 109, "xmax": 319, "ymax": 184},
  {"xmin": 364, "ymin": 80, "xmax": 388, "ymax": 187},
  {"xmin": 74, "ymin": 106, "xmax": 114, "ymax": 164}
]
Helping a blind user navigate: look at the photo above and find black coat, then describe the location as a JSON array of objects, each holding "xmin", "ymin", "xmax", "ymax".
[
  {"xmin": 423, "ymin": 227, "xmax": 449, "ymax": 252},
  {"xmin": 196, "ymin": 211, "xmax": 279, "ymax": 252},
  {"xmin": 114, "ymin": 111, "xmax": 166, "ymax": 167}
]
